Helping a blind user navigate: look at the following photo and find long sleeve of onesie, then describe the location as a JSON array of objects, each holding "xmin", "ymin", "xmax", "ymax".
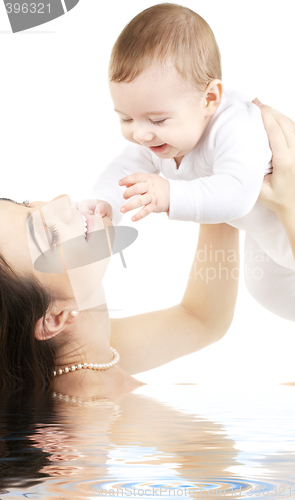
[
  {"xmin": 92, "ymin": 143, "xmax": 159, "ymax": 225},
  {"xmin": 168, "ymin": 100, "xmax": 272, "ymax": 224},
  {"xmin": 93, "ymin": 94, "xmax": 271, "ymax": 226}
]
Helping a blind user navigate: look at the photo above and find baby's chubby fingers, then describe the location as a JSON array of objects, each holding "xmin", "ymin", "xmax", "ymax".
[
  {"xmin": 77, "ymin": 199, "xmax": 113, "ymax": 220},
  {"xmin": 131, "ymin": 203, "xmax": 154, "ymax": 222},
  {"xmin": 121, "ymin": 193, "xmax": 152, "ymax": 214},
  {"xmin": 118, "ymin": 172, "xmax": 149, "ymax": 188},
  {"xmin": 94, "ymin": 201, "xmax": 113, "ymax": 220},
  {"xmin": 77, "ymin": 199, "xmax": 98, "ymax": 215},
  {"xmin": 122, "ymin": 181, "xmax": 148, "ymax": 200}
]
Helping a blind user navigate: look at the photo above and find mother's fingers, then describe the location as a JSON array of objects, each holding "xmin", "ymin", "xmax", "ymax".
[
  {"xmin": 257, "ymin": 102, "xmax": 295, "ymax": 152},
  {"xmin": 266, "ymin": 106, "xmax": 295, "ymax": 150},
  {"xmin": 258, "ymin": 104, "xmax": 288, "ymax": 154},
  {"xmin": 271, "ymin": 110, "xmax": 295, "ymax": 151}
]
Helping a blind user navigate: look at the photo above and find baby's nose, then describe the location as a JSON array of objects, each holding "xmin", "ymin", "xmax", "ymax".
[{"xmin": 133, "ymin": 126, "xmax": 154, "ymax": 144}]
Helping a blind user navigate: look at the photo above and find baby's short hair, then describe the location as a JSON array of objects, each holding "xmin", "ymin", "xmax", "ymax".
[{"xmin": 109, "ymin": 3, "xmax": 222, "ymax": 93}]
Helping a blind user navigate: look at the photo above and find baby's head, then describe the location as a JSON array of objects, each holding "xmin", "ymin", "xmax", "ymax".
[{"xmin": 109, "ymin": 3, "xmax": 223, "ymax": 165}]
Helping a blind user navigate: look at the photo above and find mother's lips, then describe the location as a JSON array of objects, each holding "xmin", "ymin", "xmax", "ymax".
[{"xmin": 78, "ymin": 211, "xmax": 95, "ymax": 243}]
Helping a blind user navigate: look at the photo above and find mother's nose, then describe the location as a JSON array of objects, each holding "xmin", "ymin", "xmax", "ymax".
[
  {"xmin": 47, "ymin": 194, "xmax": 73, "ymax": 223},
  {"xmin": 51, "ymin": 194, "xmax": 71, "ymax": 205}
]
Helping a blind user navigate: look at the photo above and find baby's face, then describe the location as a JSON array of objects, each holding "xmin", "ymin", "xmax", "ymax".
[{"xmin": 110, "ymin": 63, "xmax": 213, "ymax": 165}]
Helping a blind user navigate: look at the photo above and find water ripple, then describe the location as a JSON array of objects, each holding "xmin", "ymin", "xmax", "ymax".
[{"xmin": 33, "ymin": 477, "xmax": 295, "ymax": 499}]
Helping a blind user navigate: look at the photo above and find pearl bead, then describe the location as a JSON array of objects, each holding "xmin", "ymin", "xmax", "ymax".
[{"xmin": 53, "ymin": 347, "xmax": 120, "ymax": 377}]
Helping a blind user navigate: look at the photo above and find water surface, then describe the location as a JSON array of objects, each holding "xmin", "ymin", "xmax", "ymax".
[{"xmin": 0, "ymin": 384, "xmax": 294, "ymax": 499}]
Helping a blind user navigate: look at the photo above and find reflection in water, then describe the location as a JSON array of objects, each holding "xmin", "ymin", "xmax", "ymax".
[
  {"xmin": 0, "ymin": 385, "xmax": 294, "ymax": 499},
  {"xmin": 0, "ymin": 390, "xmax": 54, "ymax": 495}
]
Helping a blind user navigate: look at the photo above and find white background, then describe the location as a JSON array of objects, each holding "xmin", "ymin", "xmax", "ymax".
[{"xmin": 0, "ymin": 0, "xmax": 294, "ymax": 385}]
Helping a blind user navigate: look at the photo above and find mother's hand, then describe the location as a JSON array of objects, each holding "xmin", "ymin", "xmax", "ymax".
[
  {"xmin": 254, "ymin": 98, "xmax": 295, "ymax": 256},
  {"xmin": 254, "ymin": 99, "xmax": 295, "ymax": 219}
]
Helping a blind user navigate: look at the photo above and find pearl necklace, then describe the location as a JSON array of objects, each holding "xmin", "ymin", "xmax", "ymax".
[{"xmin": 53, "ymin": 347, "xmax": 120, "ymax": 377}]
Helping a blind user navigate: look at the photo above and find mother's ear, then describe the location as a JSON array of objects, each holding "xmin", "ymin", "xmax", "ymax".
[{"xmin": 34, "ymin": 303, "xmax": 79, "ymax": 341}]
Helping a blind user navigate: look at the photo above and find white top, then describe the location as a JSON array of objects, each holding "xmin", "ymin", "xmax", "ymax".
[{"xmin": 93, "ymin": 91, "xmax": 295, "ymax": 270}]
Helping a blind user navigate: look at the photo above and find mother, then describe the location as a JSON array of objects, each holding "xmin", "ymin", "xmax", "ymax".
[
  {"xmin": 0, "ymin": 206, "xmax": 238, "ymax": 394},
  {"xmin": 0, "ymin": 104, "xmax": 292, "ymax": 394}
]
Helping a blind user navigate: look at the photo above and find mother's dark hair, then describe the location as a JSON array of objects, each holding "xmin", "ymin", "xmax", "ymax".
[
  {"xmin": 0, "ymin": 254, "xmax": 57, "ymax": 390},
  {"xmin": 0, "ymin": 388, "xmax": 57, "ymax": 493}
]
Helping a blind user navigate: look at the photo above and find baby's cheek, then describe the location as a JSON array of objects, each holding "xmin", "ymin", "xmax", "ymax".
[
  {"xmin": 120, "ymin": 127, "xmax": 133, "ymax": 142},
  {"xmin": 169, "ymin": 130, "xmax": 183, "ymax": 144},
  {"xmin": 122, "ymin": 131, "xmax": 140, "ymax": 145}
]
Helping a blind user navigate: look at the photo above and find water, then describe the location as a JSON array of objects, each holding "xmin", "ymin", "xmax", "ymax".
[{"xmin": 0, "ymin": 384, "xmax": 294, "ymax": 499}]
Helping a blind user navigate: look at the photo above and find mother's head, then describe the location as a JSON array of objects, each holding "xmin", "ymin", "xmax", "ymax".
[{"xmin": 0, "ymin": 196, "xmax": 111, "ymax": 390}]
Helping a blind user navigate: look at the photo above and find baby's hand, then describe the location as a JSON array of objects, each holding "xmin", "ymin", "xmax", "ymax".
[
  {"xmin": 119, "ymin": 173, "xmax": 170, "ymax": 221},
  {"xmin": 77, "ymin": 199, "xmax": 113, "ymax": 220}
]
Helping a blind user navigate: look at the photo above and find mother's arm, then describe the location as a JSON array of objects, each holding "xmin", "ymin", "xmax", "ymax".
[
  {"xmin": 110, "ymin": 223, "xmax": 239, "ymax": 375},
  {"xmin": 254, "ymin": 100, "xmax": 295, "ymax": 256}
]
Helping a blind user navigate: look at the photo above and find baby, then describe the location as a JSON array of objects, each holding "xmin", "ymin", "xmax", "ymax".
[{"xmin": 79, "ymin": 4, "xmax": 295, "ymax": 295}]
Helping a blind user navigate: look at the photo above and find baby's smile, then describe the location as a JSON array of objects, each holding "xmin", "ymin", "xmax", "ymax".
[{"xmin": 148, "ymin": 143, "xmax": 168, "ymax": 153}]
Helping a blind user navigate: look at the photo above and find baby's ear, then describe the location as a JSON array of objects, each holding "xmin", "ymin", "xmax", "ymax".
[{"xmin": 204, "ymin": 80, "xmax": 223, "ymax": 114}]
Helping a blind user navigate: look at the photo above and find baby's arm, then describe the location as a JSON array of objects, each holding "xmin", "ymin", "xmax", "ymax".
[
  {"xmin": 92, "ymin": 144, "xmax": 159, "ymax": 225},
  {"xmin": 168, "ymin": 106, "xmax": 272, "ymax": 224}
]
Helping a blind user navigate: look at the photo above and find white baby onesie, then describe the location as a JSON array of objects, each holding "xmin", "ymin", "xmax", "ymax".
[{"xmin": 93, "ymin": 90, "xmax": 294, "ymax": 273}]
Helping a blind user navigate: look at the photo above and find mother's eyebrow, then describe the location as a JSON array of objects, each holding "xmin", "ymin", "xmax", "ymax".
[
  {"xmin": 0, "ymin": 198, "xmax": 42, "ymax": 254},
  {"xmin": 0, "ymin": 197, "xmax": 22, "ymax": 204}
]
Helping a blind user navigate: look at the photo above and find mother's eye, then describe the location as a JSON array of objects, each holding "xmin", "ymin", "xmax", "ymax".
[{"xmin": 45, "ymin": 225, "xmax": 59, "ymax": 247}]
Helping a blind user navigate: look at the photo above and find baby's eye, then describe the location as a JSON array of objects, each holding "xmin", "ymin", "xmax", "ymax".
[
  {"xmin": 120, "ymin": 118, "xmax": 133, "ymax": 124},
  {"xmin": 150, "ymin": 119, "xmax": 167, "ymax": 126}
]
